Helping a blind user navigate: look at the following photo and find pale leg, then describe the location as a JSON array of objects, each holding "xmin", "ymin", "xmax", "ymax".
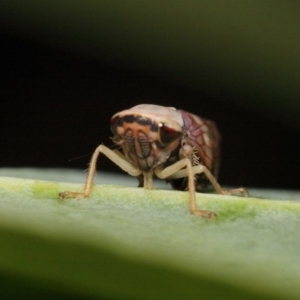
[
  {"xmin": 154, "ymin": 158, "xmax": 217, "ymax": 218},
  {"xmin": 170, "ymin": 164, "xmax": 248, "ymax": 197},
  {"xmin": 59, "ymin": 145, "xmax": 142, "ymax": 199},
  {"xmin": 143, "ymin": 171, "xmax": 154, "ymax": 189}
]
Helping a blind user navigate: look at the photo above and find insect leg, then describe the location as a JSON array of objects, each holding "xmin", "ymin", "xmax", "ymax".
[
  {"xmin": 169, "ymin": 164, "xmax": 248, "ymax": 197},
  {"xmin": 154, "ymin": 159, "xmax": 216, "ymax": 218},
  {"xmin": 59, "ymin": 144, "xmax": 142, "ymax": 199},
  {"xmin": 143, "ymin": 171, "xmax": 154, "ymax": 189}
]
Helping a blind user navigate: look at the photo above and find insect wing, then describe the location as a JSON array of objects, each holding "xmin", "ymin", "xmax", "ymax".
[{"xmin": 178, "ymin": 110, "xmax": 221, "ymax": 178}]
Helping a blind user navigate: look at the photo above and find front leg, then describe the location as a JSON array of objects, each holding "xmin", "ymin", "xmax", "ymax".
[
  {"xmin": 59, "ymin": 145, "xmax": 142, "ymax": 199},
  {"xmin": 154, "ymin": 159, "xmax": 217, "ymax": 218}
]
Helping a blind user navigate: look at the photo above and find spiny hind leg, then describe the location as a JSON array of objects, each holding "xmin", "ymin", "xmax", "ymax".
[
  {"xmin": 222, "ymin": 187, "xmax": 248, "ymax": 197},
  {"xmin": 154, "ymin": 159, "xmax": 217, "ymax": 219},
  {"xmin": 169, "ymin": 164, "xmax": 248, "ymax": 197}
]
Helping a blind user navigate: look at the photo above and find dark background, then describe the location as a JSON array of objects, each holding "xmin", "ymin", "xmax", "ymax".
[
  {"xmin": 1, "ymin": 1, "xmax": 300, "ymax": 190},
  {"xmin": 1, "ymin": 32, "xmax": 299, "ymax": 190}
]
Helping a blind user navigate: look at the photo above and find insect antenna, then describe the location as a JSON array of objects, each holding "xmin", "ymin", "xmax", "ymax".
[{"xmin": 68, "ymin": 153, "xmax": 93, "ymax": 162}]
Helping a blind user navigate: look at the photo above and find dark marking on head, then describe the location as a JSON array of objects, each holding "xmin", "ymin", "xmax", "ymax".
[
  {"xmin": 121, "ymin": 115, "xmax": 152, "ymax": 126},
  {"xmin": 123, "ymin": 115, "xmax": 136, "ymax": 123},
  {"xmin": 113, "ymin": 114, "xmax": 159, "ymax": 134},
  {"xmin": 150, "ymin": 122, "xmax": 158, "ymax": 132},
  {"xmin": 135, "ymin": 116, "xmax": 152, "ymax": 126}
]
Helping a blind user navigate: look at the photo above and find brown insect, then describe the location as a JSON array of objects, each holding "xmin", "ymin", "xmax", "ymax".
[{"xmin": 59, "ymin": 104, "xmax": 248, "ymax": 218}]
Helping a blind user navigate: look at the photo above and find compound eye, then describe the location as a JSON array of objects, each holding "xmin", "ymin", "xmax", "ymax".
[
  {"xmin": 159, "ymin": 123, "xmax": 182, "ymax": 145},
  {"xmin": 110, "ymin": 116, "xmax": 122, "ymax": 136}
]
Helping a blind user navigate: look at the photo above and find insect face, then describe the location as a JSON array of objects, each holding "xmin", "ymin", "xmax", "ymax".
[{"xmin": 110, "ymin": 105, "xmax": 183, "ymax": 172}]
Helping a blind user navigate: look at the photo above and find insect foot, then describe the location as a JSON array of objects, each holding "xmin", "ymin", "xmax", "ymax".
[
  {"xmin": 59, "ymin": 191, "xmax": 87, "ymax": 200},
  {"xmin": 222, "ymin": 188, "xmax": 249, "ymax": 197},
  {"xmin": 192, "ymin": 209, "xmax": 217, "ymax": 219}
]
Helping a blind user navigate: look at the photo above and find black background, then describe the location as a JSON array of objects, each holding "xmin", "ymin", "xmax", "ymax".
[{"xmin": 1, "ymin": 33, "xmax": 299, "ymax": 190}]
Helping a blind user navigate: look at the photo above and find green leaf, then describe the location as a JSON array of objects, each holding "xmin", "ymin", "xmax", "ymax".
[{"xmin": 0, "ymin": 170, "xmax": 300, "ymax": 299}]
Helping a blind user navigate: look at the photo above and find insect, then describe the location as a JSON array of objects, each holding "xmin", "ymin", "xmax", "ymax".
[{"xmin": 59, "ymin": 104, "xmax": 248, "ymax": 218}]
